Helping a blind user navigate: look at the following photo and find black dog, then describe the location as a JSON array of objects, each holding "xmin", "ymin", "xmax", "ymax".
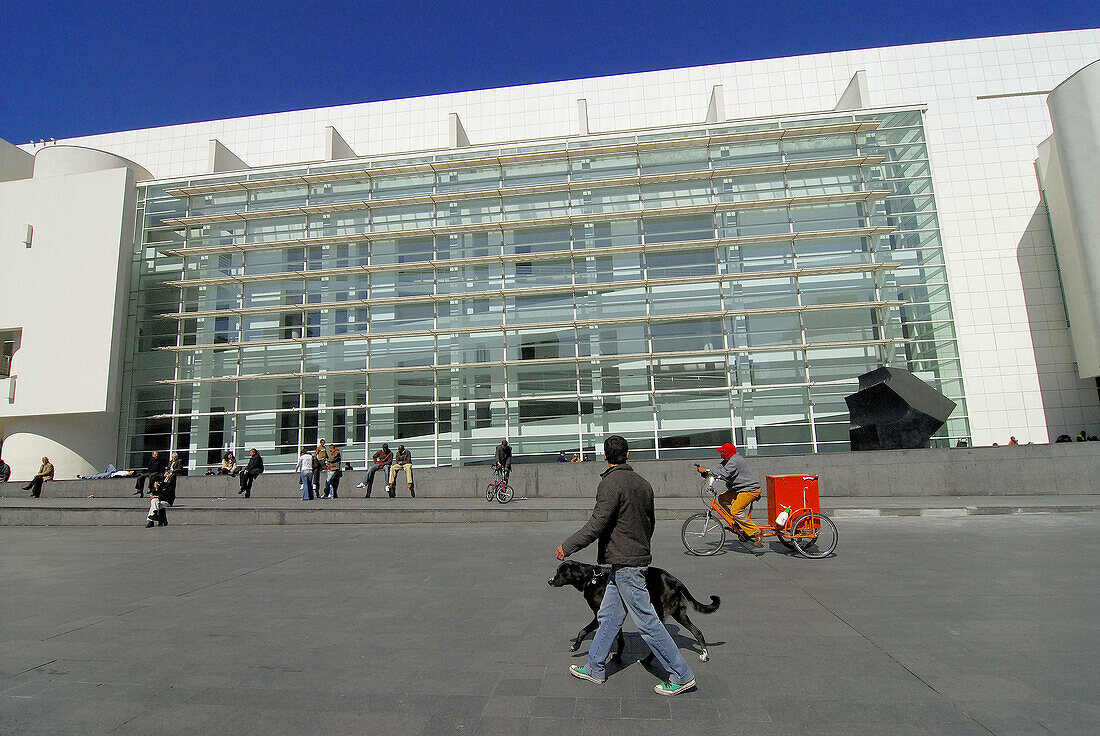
[{"xmin": 548, "ymin": 560, "xmax": 719, "ymax": 662}]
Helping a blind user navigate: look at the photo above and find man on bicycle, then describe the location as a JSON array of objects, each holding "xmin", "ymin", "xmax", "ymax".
[
  {"xmin": 695, "ymin": 442, "xmax": 763, "ymax": 548},
  {"xmin": 494, "ymin": 439, "xmax": 513, "ymax": 483}
]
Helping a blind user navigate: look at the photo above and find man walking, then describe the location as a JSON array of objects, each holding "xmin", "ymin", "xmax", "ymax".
[{"xmin": 555, "ymin": 435, "xmax": 696, "ymax": 696}]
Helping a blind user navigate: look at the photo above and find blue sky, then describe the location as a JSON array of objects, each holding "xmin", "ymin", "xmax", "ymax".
[{"xmin": 2, "ymin": 0, "xmax": 1098, "ymax": 144}]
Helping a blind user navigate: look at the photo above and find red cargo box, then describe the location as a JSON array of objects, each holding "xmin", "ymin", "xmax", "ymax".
[{"xmin": 765, "ymin": 475, "xmax": 820, "ymax": 527}]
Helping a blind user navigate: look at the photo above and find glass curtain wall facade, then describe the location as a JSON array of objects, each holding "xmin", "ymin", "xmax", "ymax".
[{"xmin": 118, "ymin": 108, "xmax": 969, "ymax": 471}]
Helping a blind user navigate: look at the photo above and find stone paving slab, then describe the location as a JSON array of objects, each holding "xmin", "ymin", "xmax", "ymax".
[{"xmin": 1, "ymin": 514, "xmax": 1097, "ymax": 735}]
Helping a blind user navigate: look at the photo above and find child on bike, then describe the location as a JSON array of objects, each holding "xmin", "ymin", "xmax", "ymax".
[{"xmin": 695, "ymin": 442, "xmax": 763, "ymax": 547}]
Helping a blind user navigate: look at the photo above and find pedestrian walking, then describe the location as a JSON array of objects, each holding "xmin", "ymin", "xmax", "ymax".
[{"xmin": 555, "ymin": 435, "xmax": 696, "ymax": 696}]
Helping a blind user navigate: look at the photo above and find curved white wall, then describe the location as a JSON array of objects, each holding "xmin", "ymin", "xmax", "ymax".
[
  {"xmin": 1043, "ymin": 59, "xmax": 1100, "ymax": 378},
  {"xmin": 33, "ymin": 145, "xmax": 152, "ymax": 181},
  {"xmin": 1, "ymin": 414, "xmax": 119, "ymax": 481}
]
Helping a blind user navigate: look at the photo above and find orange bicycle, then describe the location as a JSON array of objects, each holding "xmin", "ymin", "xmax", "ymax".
[{"xmin": 681, "ymin": 470, "xmax": 837, "ymax": 558}]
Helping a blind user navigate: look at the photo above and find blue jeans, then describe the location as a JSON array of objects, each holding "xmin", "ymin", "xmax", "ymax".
[
  {"xmin": 325, "ymin": 470, "xmax": 341, "ymax": 498},
  {"xmin": 300, "ymin": 471, "xmax": 314, "ymax": 500},
  {"xmin": 362, "ymin": 465, "xmax": 389, "ymax": 494},
  {"xmin": 586, "ymin": 566, "xmax": 695, "ymax": 684}
]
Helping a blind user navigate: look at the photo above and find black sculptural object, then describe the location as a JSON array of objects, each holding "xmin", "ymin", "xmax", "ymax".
[{"xmin": 844, "ymin": 366, "xmax": 956, "ymax": 450}]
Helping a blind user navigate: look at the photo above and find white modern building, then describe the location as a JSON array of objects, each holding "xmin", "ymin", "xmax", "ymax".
[{"xmin": 2, "ymin": 30, "xmax": 1099, "ymax": 478}]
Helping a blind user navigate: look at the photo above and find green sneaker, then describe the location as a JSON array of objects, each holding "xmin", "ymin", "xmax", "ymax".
[
  {"xmin": 654, "ymin": 678, "xmax": 696, "ymax": 696},
  {"xmin": 569, "ymin": 665, "xmax": 604, "ymax": 684}
]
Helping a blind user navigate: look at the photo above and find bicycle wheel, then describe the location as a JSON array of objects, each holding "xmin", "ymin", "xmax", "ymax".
[
  {"xmin": 774, "ymin": 530, "xmax": 798, "ymax": 551},
  {"xmin": 788, "ymin": 511, "xmax": 838, "ymax": 559},
  {"xmin": 681, "ymin": 512, "xmax": 726, "ymax": 556},
  {"xmin": 485, "ymin": 483, "xmax": 497, "ymax": 503},
  {"xmin": 496, "ymin": 481, "xmax": 514, "ymax": 504}
]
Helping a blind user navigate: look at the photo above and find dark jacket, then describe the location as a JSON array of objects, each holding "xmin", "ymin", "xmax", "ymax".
[
  {"xmin": 562, "ymin": 464, "xmax": 655, "ymax": 566},
  {"xmin": 244, "ymin": 453, "xmax": 264, "ymax": 474},
  {"xmin": 327, "ymin": 449, "xmax": 342, "ymax": 471},
  {"xmin": 0, "ymin": 460, "xmax": 10, "ymax": 482},
  {"xmin": 495, "ymin": 443, "xmax": 512, "ymax": 468},
  {"xmin": 153, "ymin": 459, "xmax": 180, "ymax": 506},
  {"xmin": 395, "ymin": 448, "xmax": 412, "ymax": 465},
  {"xmin": 145, "ymin": 454, "xmax": 167, "ymax": 475}
]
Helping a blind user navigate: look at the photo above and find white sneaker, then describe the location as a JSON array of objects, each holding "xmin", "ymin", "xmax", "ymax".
[{"xmin": 355, "ymin": 482, "xmax": 366, "ymax": 488}]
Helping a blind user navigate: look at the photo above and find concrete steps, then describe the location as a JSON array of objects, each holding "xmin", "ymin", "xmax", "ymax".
[
  {"xmin": 1, "ymin": 495, "xmax": 1096, "ymax": 526},
  {"xmin": 4, "ymin": 444, "xmax": 1098, "ymax": 525},
  {"xmin": 9, "ymin": 443, "xmax": 1100, "ymax": 500}
]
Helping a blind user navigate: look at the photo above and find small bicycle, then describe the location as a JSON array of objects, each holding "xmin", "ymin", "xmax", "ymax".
[
  {"xmin": 681, "ymin": 471, "xmax": 837, "ymax": 559},
  {"xmin": 485, "ymin": 465, "xmax": 514, "ymax": 504}
]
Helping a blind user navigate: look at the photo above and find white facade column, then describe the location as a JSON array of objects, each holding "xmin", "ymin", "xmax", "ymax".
[{"xmin": 0, "ymin": 144, "xmax": 144, "ymax": 477}]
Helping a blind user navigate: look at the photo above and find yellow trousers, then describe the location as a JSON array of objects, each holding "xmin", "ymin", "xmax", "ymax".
[
  {"xmin": 388, "ymin": 463, "xmax": 413, "ymax": 486},
  {"xmin": 719, "ymin": 488, "xmax": 761, "ymax": 536}
]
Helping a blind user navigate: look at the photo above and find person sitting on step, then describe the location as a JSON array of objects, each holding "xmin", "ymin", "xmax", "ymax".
[
  {"xmin": 387, "ymin": 444, "xmax": 414, "ymax": 498},
  {"xmin": 24, "ymin": 457, "xmax": 54, "ymax": 498},
  {"xmin": 145, "ymin": 452, "xmax": 180, "ymax": 527}
]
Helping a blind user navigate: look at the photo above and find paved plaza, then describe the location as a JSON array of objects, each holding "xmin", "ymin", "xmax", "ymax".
[{"xmin": 2, "ymin": 513, "xmax": 1098, "ymax": 735}]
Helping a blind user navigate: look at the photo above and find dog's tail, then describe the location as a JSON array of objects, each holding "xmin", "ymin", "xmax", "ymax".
[{"xmin": 687, "ymin": 592, "xmax": 720, "ymax": 614}]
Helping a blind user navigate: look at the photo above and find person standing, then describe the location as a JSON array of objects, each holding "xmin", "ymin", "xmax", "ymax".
[
  {"xmin": 312, "ymin": 440, "xmax": 330, "ymax": 497},
  {"xmin": 387, "ymin": 444, "xmax": 414, "ymax": 498},
  {"xmin": 238, "ymin": 448, "xmax": 263, "ymax": 498},
  {"xmin": 133, "ymin": 451, "xmax": 166, "ymax": 497},
  {"xmin": 356, "ymin": 443, "xmax": 393, "ymax": 497},
  {"xmin": 295, "ymin": 448, "xmax": 314, "ymax": 500},
  {"xmin": 24, "ymin": 457, "xmax": 55, "ymax": 498},
  {"xmin": 555, "ymin": 435, "xmax": 696, "ymax": 696},
  {"xmin": 695, "ymin": 442, "xmax": 763, "ymax": 547},
  {"xmin": 494, "ymin": 439, "xmax": 513, "ymax": 483},
  {"xmin": 324, "ymin": 444, "xmax": 343, "ymax": 499}
]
